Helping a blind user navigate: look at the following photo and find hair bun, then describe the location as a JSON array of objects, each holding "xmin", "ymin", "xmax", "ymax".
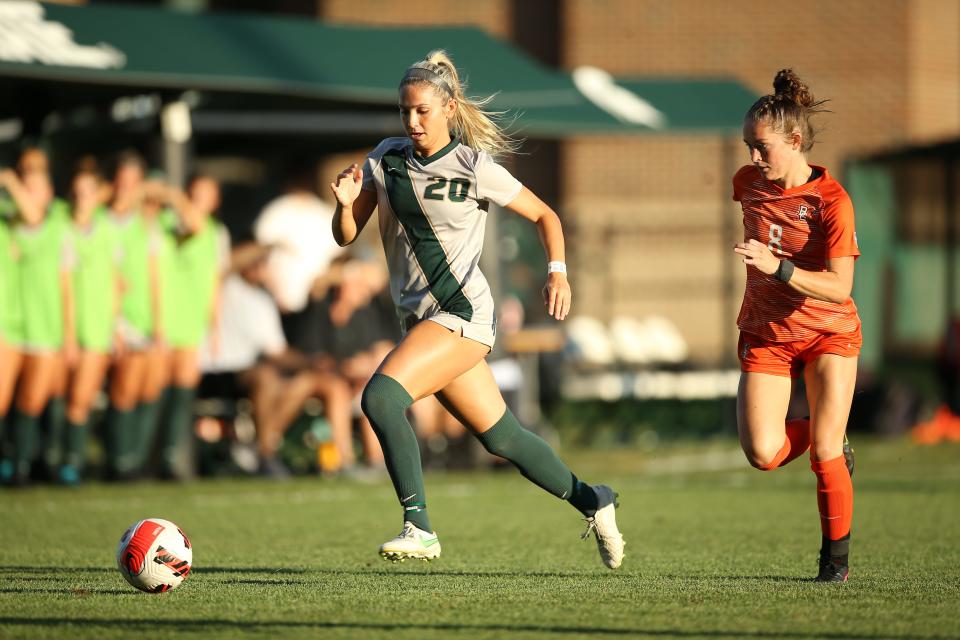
[{"xmin": 773, "ymin": 69, "xmax": 815, "ymax": 108}]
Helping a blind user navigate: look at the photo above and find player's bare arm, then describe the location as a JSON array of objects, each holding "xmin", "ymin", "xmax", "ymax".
[
  {"xmin": 504, "ymin": 186, "xmax": 570, "ymax": 321},
  {"xmin": 330, "ymin": 163, "xmax": 376, "ymax": 246},
  {"xmin": 0, "ymin": 168, "xmax": 43, "ymax": 225},
  {"xmin": 733, "ymin": 239, "xmax": 854, "ymax": 304}
]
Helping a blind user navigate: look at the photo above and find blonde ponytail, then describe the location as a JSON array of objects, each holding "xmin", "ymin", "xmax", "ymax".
[{"xmin": 401, "ymin": 50, "xmax": 520, "ymax": 157}]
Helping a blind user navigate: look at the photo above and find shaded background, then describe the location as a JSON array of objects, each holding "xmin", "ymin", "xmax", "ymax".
[{"xmin": 3, "ymin": 0, "xmax": 958, "ymax": 443}]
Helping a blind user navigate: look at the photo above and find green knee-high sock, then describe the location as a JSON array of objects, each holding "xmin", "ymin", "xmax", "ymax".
[
  {"xmin": 11, "ymin": 410, "xmax": 39, "ymax": 481},
  {"xmin": 360, "ymin": 374, "xmax": 431, "ymax": 532},
  {"xmin": 161, "ymin": 386, "xmax": 196, "ymax": 475},
  {"xmin": 133, "ymin": 390, "xmax": 166, "ymax": 471},
  {"xmin": 0, "ymin": 411, "xmax": 8, "ymax": 461},
  {"xmin": 0, "ymin": 412, "xmax": 9, "ymax": 482},
  {"xmin": 105, "ymin": 406, "xmax": 136, "ymax": 476},
  {"xmin": 63, "ymin": 419, "xmax": 89, "ymax": 471},
  {"xmin": 42, "ymin": 396, "xmax": 67, "ymax": 473},
  {"xmin": 477, "ymin": 409, "xmax": 599, "ymax": 516}
]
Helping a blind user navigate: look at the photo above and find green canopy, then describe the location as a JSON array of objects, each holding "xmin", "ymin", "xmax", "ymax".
[{"xmin": 0, "ymin": 1, "xmax": 755, "ymax": 136}]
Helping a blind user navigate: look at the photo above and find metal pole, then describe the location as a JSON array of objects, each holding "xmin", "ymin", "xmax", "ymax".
[{"xmin": 161, "ymin": 100, "xmax": 192, "ymax": 188}]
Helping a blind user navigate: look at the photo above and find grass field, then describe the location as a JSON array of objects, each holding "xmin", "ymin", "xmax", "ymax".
[{"xmin": 1, "ymin": 437, "xmax": 958, "ymax": 640}]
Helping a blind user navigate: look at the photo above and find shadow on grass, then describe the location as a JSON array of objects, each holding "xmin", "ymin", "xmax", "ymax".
[
  {"xmin": 0, "ymin": 617, "xmax": 944, "ymax": 639},
  {"xmin": 0, "ymin": 588, "xmax": 134, "ymax": 596},
  {"xmin": 659, "ymin": 574, "xmax": 808, "ymax": 584},
  {"xmin": 0, "ymin": 565, "xmax": 813, "ymax": 585},
  {"xmin": 0, "ymin": 565, "xmax": 309, "ymax": 575}
]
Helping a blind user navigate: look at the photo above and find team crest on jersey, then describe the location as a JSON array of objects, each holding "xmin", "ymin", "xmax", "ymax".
[{"xmin": 798, "ymin": 205, "xmax": 819, "ymax": 222}]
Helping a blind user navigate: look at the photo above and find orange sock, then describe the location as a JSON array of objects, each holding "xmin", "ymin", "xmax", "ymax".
[
  {"xmin": 811, "ymin": 454, "xmax": 853, "ymax": 540},
  {"xmin": 758, "ymin": 418, "xmax": 811, "ymax": 470}
]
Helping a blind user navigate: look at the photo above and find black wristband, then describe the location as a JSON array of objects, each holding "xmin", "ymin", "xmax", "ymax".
[{"xmin": 775, "ymin": 259, "xmax": 795, "ymax": 283}]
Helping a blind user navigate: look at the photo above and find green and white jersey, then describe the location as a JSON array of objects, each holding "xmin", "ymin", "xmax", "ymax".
[{"xmin": 362, "ymin": 137, "xmax": 522, "ymax": 329}]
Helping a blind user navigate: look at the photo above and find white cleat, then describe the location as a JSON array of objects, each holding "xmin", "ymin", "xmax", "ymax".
[
  {"xmin": 379, "ymin": 522, "xmax": 441, "ymax": 563},
  {"xmin": 581, "ymin": 484, "xmax": 625, "ymax": 569}
]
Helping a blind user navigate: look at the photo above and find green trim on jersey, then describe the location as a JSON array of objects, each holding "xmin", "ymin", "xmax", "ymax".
[
  {"xmin": 382, "ymin": 149, "xmax": 473, "ymax": 321},
  {"xmin": 415, "ymin": 137, "xmax": 460, "ymax": 166},
  {"xmin": 0, "ymin": 216, "xmax": 24, "ymax": 345}
]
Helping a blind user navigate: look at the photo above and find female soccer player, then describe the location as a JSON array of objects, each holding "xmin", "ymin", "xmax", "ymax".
[
  {"xmin": 105, "ymin": 150, "xmax": 168, "ymax": 480},
  {"xmin": 156, "ymin": 173, "xmax": 228, "ymax": 479},
  {"xmin": 3, "ymin": 158, "xmax": 73, "ymax": 485},
  {"xmin": 330, "ymin": 50, "xmax": 624, "ymax": 568},
  {"xmin": 0, "ymin": 167, "xmax": 29, "ymax": 481},
  {"xmin": 732, "ymin": 69, "xmax": 859, "ymax": 582},
  {"xmin": 60, "ymin": 168, "xmax": 121, "ymax": 484},
  {"xmin": 127, "ymin": 170, "xmax": 176, "ymax": 475}
]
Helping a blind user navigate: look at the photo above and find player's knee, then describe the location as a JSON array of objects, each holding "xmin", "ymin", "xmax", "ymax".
[
  {"xmin": 360, "ymin": 381, "xmax": 400, "ymax": 428},
  {"xmin": 810, "ymin": 440, "xmax": 842, "ymax": 463},
  {"xmin": 743, "ymin": 440, "xmax": 782, "ymax": 471}
]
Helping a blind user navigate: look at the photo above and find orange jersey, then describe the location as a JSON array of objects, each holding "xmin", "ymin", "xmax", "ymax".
[{"xmin": 733, "ymin": 164, "xmax": 861, "ymax": 342}]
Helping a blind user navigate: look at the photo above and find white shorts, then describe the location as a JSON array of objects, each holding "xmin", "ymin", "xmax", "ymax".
[
  {"xmin": 399, "ymin": 310, "xmax": 496, "ymax": 350},
  {"xmin": 116, "ymin": 318, "xmax": 152, "ymax": 351}
]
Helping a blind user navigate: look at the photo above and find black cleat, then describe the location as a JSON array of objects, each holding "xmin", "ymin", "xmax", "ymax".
[
  {"xmin": 815, "ymin": 556, "xmax": 849, "ymax": 583},
  {"xmin": 842, "ymin": 434, "xmax": 855, "ymax": 478}
]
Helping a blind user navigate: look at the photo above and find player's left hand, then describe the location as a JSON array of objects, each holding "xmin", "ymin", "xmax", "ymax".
[
  {"xmin": 542, "ymin": 272, "xmax": 571, "ymax": 321},
  {"xmin": 734, "ymin": 239, "xmax": 779, "ymax": 275}
]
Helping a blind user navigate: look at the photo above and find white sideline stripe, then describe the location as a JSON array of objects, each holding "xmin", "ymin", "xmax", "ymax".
[
  {"xmin": 11, "ymin": 483, "xmax": 478, "ymax": 513},
  {"xmin": 642, "ymin": 449, "xmax": 747, "ymax": 475}
]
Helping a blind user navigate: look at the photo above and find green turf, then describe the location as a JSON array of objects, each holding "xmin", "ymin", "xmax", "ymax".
[{"xmin": 1, "ymin": 437, "xmax": 959, "ymax": 640}]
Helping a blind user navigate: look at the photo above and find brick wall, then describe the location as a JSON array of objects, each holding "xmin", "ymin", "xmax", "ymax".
[
  {"xmin": 557, "ymin": 0, "xmax": 959, "ymax": 364},
  {"xmin": 320, "ymin": 0, "xmax": 512, "ymax": 38},
  {"xmin": 907, "ymin": 0, "xmax": 960, "ymax": 142},
  {"xmin": 317, "ymin": 0, "xmax": 960, "ymax": 365}
]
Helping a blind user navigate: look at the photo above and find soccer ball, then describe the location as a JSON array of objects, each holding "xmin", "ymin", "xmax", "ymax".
[{"xmin": 116, "ymin": 518, "xmax": 193, "ymax": 593}]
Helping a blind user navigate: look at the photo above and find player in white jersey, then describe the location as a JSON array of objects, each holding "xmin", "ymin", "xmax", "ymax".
[{"xmin": 331, "ymin": 50, "xmax": 624, "ymax": 569}]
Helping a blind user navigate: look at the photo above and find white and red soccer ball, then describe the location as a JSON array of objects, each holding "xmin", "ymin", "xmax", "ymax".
[{"xmin": 116, "ymin": 518, "xmax": 192, "ymax": 593}]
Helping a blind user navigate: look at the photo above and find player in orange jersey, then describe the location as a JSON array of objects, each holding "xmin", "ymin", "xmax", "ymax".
[{"xmin": 732, "ymin": 69, "xmax": 858, "ymax": 583}]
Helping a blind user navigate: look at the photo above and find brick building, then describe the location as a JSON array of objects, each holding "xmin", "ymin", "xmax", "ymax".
[
  {"xmin": 304, "ymin": 0, "xmax": 960, "ymax": 365},
  {"xmin": 55, "ymin": 0, "xmax": 960, "ymax": 364}
]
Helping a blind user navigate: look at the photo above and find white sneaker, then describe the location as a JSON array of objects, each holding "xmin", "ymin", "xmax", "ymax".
[
  {"xmin": 379, "ymin": 522, "xmax": 441, "ymax": 562},
  {"xmin": 581, "ymin": 485, "xmax": 625, "ymax": 569}
]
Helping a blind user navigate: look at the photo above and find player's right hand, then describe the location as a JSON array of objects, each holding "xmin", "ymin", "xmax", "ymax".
[{"xmin": 330, "ymin": 163, "xmax": 363, "ymax": 208}]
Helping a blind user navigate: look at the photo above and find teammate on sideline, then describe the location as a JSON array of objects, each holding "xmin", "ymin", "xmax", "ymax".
[
  {"xmin": 732, "ymin": 69, "xmax": 859, "ymax": 582},
  {"xmin": 156, "ymin": 173, "xmax": 228, "ymax": 480},
  {"xmin": 3, "ymin": 152, "xmax": 73, "ymax": 485},
  {"xmin": 0, "ymin": 167, "xmax": 28, "ymax": 481},
  {"xmin": 330, "ymin": 50, "xmax": 624, "ymax": 568},
  {"xmin": 60, "ymin": 168, "xmax": 122, "ymax": 484}
]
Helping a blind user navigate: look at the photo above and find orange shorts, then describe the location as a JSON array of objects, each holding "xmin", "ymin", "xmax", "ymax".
[{"xmin": 738, "ymin": 327, "xmax": 862, "ymax": 378}]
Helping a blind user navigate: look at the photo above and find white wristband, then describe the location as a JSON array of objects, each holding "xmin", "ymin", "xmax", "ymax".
[{"xmin": 547, "ymin": 261, "xmax": 567, "ymax": 275}]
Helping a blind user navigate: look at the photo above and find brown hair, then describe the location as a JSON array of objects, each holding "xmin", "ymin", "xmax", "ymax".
[
  {"xmin": 400, "ymin": 49, "xmax": 519, "ymax": 157},
  {"xmin": 745, "ymin": 69, "xmax": 829, "ymax": 153}
]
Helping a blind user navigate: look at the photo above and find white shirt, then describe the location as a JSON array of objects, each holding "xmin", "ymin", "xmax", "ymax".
[
  {"xmin": 199, "ymin": 274, "xmax": 287, "ymax": 373},
  {"xmin": 254, "ymin": 192, "xmax": 343, "ymax": 312}
]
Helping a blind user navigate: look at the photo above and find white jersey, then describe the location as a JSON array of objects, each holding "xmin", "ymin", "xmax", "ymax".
[{"xmin": 362, "ymin": 137, "xmax": 522, "ymax": 331}]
